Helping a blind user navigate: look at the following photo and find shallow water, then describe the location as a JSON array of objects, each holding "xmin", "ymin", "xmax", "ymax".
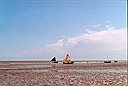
[
  {"xmin": 0, "ymin": 64, "xmax": 52, "ymax": 69},
  {"xmin": 66, "ymin": 68, "xmax": 127, "ymax": 73},
  {"xmin": 5, "ymin": 66, "xmax": 126, "ymax": 73}
]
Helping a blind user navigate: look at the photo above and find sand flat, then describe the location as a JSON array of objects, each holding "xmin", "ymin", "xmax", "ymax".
[{"xmin": 0, "ymin": 61, "xmax": 127, "ymax": 86}]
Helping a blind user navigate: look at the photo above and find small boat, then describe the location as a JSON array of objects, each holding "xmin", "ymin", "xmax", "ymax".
[
  {"xmin": 63, "ymin": 54, "xmax": 74, "ymax": 64},
  {"xmin": 104, "ymin": 61, "xmax": 111, "ymax": 63},
  {"xmin": 51, "ymin": 57, "xmax": 58, "ymax": 63},
  {"xmin": 104, "ymin": 56, "xmax": 111, "ymax": 63},
  {"xmin": 114, "ymin": 60, "xmax": 118, "ymax": 62}
]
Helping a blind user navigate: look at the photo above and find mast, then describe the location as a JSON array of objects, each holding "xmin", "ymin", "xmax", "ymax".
[{"xmin": 107, "ymin": 56, "xmax": 109, "ymax": 61}]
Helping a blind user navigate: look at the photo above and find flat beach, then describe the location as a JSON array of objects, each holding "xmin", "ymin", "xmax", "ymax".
[{"xmin": 0, "ymin": 61, "xmax": 127, "ymax": 86}]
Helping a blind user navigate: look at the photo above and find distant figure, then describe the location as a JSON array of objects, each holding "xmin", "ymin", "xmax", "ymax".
[{"xmin": 87, "ymin": 61, "xmax": 89, "ymax": 63}]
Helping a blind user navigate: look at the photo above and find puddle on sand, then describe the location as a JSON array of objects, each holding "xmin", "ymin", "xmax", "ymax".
[
  {"xmin": 7, "ymin": 69, "xmax": 49, "ymax": 73},
  {"xmin": 31, "ymin": 70, "xmax": 48, "ymax": 72}
]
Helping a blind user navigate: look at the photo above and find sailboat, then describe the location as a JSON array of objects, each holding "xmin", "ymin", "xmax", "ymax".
[
  {"xmin": 104, "ymin": 56, "xmax": 111, "ymax": 63},
  {"xmin": 63, "ymin": 54, "xmax": 74, "ymax": 64},
  {"xmin": 51, "ymin": 57, "xmax": 58, "ymax": 63}
]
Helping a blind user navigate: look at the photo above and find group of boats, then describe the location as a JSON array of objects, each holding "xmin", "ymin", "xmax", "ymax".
[
  {"xmin": 51, "ymin": 54, "xmax": 117, "ymax": 64},
  {"xmin": 104, "ymin": 60, "xmax": 118, "ymax": 63},
  {"xmin": 103, "ymin": 56, "xmax": 118, "ymax": 63},
  {"xmin": 51, "ymin": 54, "xmax": 74, "ymax": 64}
]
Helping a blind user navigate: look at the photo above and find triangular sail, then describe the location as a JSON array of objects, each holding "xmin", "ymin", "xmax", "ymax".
[
  {"xmin": 63, "ymin": 54, "xmax": 70, "ymax": 62},
  {"xmin": 51, "ymin": 57, "xmax": 56, "ymax": 61}
]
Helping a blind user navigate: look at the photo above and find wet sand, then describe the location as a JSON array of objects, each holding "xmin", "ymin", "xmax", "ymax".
[{"xmin": 0, "ymin": 61, "xmax": 127, "ymax": 86}]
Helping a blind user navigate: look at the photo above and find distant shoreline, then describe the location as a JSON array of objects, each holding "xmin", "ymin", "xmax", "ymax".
[
  {"xmin": 0, "ymin": 59, "xmax": 127, "ymax": 62},
  {"xmin": 0, "ymin": 60, "xmax": 127, "ymax": 66},
  {"xmin": 0, "ymin": 59, "xmax": 128, "ymax": 62}
]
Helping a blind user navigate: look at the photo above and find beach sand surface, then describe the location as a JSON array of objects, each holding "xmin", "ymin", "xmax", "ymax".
[{"xmin": 0, "ymin": 61, "xmax": 127, "ymax": 86}]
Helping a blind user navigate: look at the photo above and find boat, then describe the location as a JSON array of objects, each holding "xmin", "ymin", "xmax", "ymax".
[
  {"xmin": 63, "ymin": 54, "xmax": 74, "ymax": 64},
  {"xmin": 104, "ymin": 56, "xmax": 111, "ymax": 63},
  {"xmin": 114, "ymin": 60, "xmax": 118, "ymax": 62},
  {"xmin": 104, "ymin": 61, "xmax": 111, "ymax": 63},
  {"xmin": 51, "ymin": 57, "xmax": 58, "ymax": 63}
]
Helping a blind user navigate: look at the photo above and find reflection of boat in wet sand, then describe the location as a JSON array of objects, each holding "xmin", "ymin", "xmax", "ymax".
[
  {"xmin": 51, "ymin": 57, "xmax": 58, "ymax": 63},
  {"xmin": 63, "ymin": 54, "xmax": 74, "ymax": 64},
  {"xmin": 104, "ymin": 56, "xmax": 111, "ymax": 63}
]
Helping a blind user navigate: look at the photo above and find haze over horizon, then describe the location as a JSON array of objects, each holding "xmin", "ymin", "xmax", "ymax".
[{"xmin": 0, "ymin": 0, "xmax": 126, "ymax": 61}]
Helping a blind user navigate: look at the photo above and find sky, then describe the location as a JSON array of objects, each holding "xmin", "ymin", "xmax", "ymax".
[{"xmin": 0, "ymin": 0, "xmax": 127, "ymax": 61}]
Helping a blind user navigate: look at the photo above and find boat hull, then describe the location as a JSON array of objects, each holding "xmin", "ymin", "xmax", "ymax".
[
  {"xmin": 114, "ymin": 60, "xmax": 118, "ymax": 62},
  {"xmin": 63, "ymin": 61, "xmax": 74, "ymax": 64},
  {"xmin": 52, "ymin": 61, "xmax": 58, "ymax": 63},
  {"xmin": 104, "ymin": 61, "xmax": 111, "ymax": 63}
]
